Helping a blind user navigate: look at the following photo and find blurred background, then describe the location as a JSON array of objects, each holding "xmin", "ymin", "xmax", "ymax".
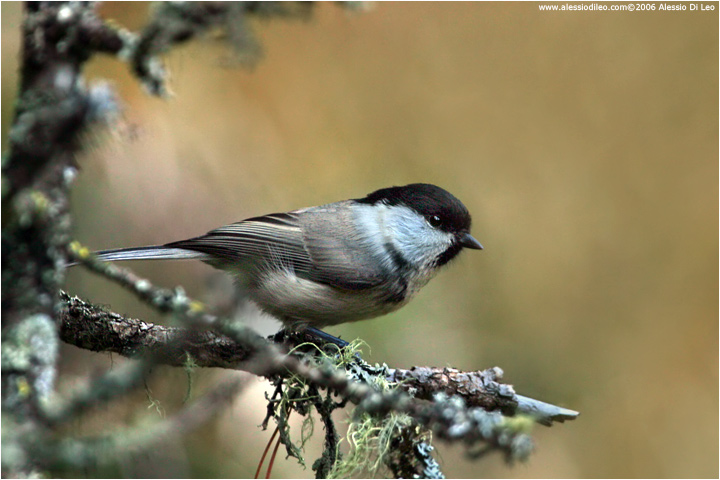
[{"xmin": 2, "ymin": 2, "xmax": 717, "ymax": 478}]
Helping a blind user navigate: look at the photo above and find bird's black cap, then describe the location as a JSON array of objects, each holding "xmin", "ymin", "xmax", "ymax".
[{"xmin": 357, "ymin": 183, "xmax": 474, "ymax": 236}]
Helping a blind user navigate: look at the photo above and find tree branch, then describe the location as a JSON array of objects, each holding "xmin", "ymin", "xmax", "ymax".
[
  {"xmin": 36, "ymin": 377, "xmax": 245, "ymax": 472},
  {"xmin": 386, "ymin": 366, "xmax": 578, "ymax": 426},
  {"xmin": 58, "ymin": 291, "xmax": 255, "ymax": 369},
  {"xmin": 58, "ymin": 290, "xmax": 579, "ymax": 427}
]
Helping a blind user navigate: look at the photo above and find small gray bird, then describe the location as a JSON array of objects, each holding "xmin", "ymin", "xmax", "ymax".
[{"xmin": 91, "ymin": 183, "xmax": 483, "ymax": 331}]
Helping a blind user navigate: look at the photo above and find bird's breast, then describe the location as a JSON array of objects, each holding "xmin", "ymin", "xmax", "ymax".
[{"xmin": 249, "ymin": 268, "xmax": 410, "ymax": 328}]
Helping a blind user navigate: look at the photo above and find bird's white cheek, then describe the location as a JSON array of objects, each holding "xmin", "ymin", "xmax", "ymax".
[{"xmin": 390, "ymin": 220, "xmax": 454, "ymax": 269}]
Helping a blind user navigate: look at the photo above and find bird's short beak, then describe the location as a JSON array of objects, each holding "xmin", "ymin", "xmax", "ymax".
[{"xmin": 460, "ymin": 233, "xmax": 483, "ymax": 250}]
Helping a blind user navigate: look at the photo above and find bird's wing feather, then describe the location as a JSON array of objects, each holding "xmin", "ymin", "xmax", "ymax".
[
  {"xmin": 165, "ymin": 212, "xmax": 314, "ymax": 274},
  {"xmin": 299, "ymin": 205, "xmax": 386, "ymax": 290},
  {"xmin": 166, "ymin": 209, "xmax": 385, "ymax": 291}
]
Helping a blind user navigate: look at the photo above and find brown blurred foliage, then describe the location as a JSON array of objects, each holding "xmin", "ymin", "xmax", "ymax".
[{"xmin": 2, "ymin": 2, "xmax": 717, "ymax": 478}]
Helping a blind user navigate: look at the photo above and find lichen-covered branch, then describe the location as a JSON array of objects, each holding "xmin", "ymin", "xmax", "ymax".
[
  {"xmin": 34, "ymin": 376, "xmax": 245, "ymax": 473},
  {"xmin": 130, "ymin": 2, "xmax": 315, "ymax": 95},
  {"xmin": 58, "ymin": 288, "xmax": 578, "ymax": 427},
  {"xmin": 3, "ymin": 2, "xmax": 124, "ymax": 202},
  {"xmin": 2, "ymin": 3, "xmax": 126, "ymax": 476},
  {"xmin": 58, "ymin": 291, "xmax": 255, "ymax": 369},
  {"xmin": 40, "ymin": 359, "xmax": 152, "ymax": 427},
  {"xmin": 387, "ymin": 366, "xmax": 579, "ymax": 426},
  {"xmin": 388, "ymin": 366, "xmax": 518, "ymax": 414}
]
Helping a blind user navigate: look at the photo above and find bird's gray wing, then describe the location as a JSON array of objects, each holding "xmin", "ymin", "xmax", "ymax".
[
  {"xmin": 165, "ymin": 212, "xmax": 314, "ymax": 275},
  {"xmin": 298, "ymin": 205, "xmax": 387, "ymax": 291},
  {"xmin": 167, "ymin": 208, "xmax": 385, "ymax": 291}
]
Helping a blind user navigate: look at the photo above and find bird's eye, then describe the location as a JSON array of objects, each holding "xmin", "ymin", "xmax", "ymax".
[{"xmin": 428, "ymin": 215, "xmax": 442, "ymax": 227}]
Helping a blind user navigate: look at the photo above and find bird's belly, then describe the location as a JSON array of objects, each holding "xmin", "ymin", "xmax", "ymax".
[{"xmin": 250, "ymin": 269, "xmax": 406, "ymax": 329}]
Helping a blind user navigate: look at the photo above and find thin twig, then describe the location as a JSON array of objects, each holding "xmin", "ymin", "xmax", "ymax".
[{"xmin": 36, "ymin": 376, "xmax": 245, "ymax": 471}]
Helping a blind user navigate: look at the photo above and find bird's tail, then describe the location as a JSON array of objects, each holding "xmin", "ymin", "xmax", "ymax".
[{"xmin": 68, "ymin": 246, "xmax": 209, "ymax": 266}]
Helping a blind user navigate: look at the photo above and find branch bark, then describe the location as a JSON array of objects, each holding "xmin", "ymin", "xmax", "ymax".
[
  {"xmin": 58, "ymin": 291, "xmax": 255, "ymax": 369},
  {"xmin": 58, "ymin": 291, "xmax": 579, "ymax": 426},
  {"xmin": 2, "ymin": 4, "xmax": 129, "ymax": 475}
]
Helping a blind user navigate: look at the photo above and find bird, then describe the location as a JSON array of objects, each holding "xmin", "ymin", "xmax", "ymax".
[{"xmin": 88, "ymin": 183, "xmax": 483, "ymax": 332}]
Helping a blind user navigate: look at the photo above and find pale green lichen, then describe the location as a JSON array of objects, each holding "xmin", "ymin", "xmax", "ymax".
[
  {"xmin": 266, "ymin": 340, "xmax": 366, "ymax": 468},
  {"xmin": 267, "ymin": 339, "xmax": 438, "ymax": 478},
  {"xmin": 329, "ymin": 410, "xmax": 425, "ymax": 479},
  {"xmin": 68, "ymin": 240, "xmax": 91, "ymax": 259}
]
